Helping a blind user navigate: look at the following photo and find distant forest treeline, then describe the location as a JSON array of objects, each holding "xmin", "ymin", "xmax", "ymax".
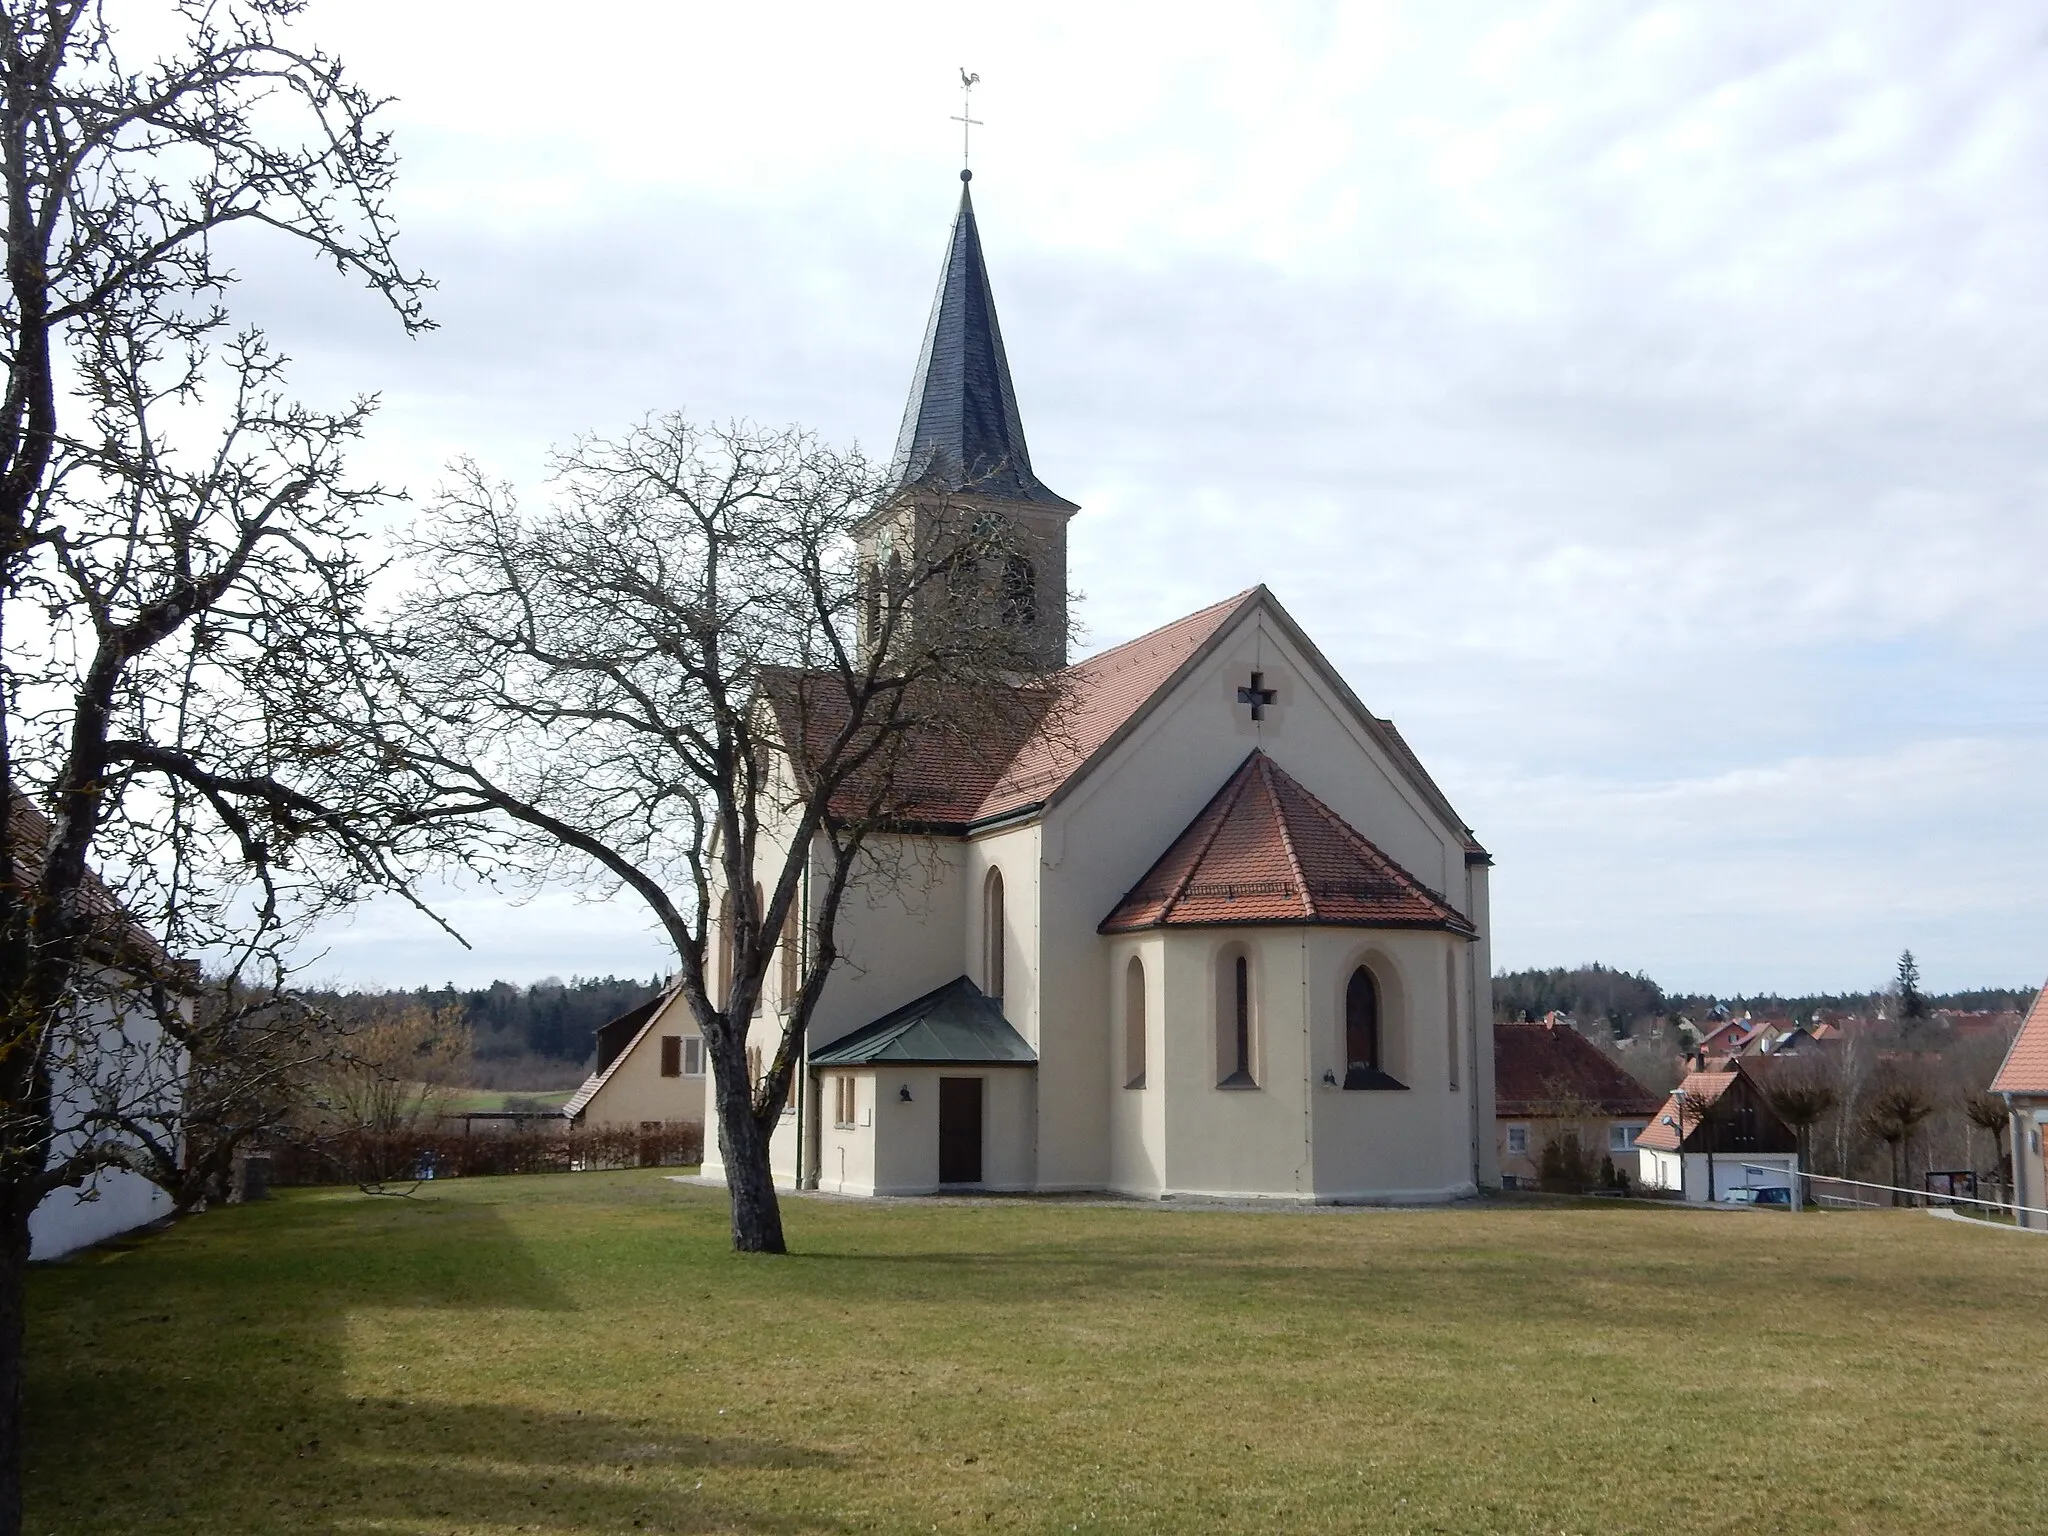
[
  {"xmin": 301, "ymin": 975, "xmax": 664, "ymax": 1087},
  {"xmin": 1493, "ymin": 963, "xmax": 2036, "ymax": 1037}
]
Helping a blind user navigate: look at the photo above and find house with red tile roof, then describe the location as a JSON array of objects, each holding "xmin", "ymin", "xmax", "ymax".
[
  {"xmin": 678, "ymin": 173, "xmax": 1496, "ymax": 1202},
  {"xmin": 1990, "ymin": 984, "xmax": 2048, "ymax": 1229},
  {"xmin": 1493, "ymin": 1021, "xmax": 1661, "ymax": 1189},
  {"xmin": 1634, "ymin": 1062, "xmax": 1798, "ymax": 1202}
]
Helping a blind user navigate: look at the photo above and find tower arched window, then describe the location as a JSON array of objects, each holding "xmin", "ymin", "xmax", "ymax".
[
  {"xmin": 983, "ymin": 868, "xmax": 1005, "ymax": 1002},
  {"xmin": 1216, "ymin": 947, "xmax": 1256, "ymax": 1087},
  {"xmin": 1002, "ymin": 554, "xmax": 1037, "ymax": 630},
  {"xmin": 1124, "ymin": 955, "xmax": 1147, "ymax": 1090}
]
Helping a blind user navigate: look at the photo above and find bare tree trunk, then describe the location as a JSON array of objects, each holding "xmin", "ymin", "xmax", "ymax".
[
  {"xmin": 0, "ymin": 1206, "xmax": 26, "ymax": 1536},
  {"xmin": 715, "ymin": 1077, "xmax": 785, "ymax": 1254}
]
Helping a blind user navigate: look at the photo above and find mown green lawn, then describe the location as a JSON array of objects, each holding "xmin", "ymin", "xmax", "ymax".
[{"xmin": 27, "ymin": 1174, "xmax": 2048, "ymax": 1534}]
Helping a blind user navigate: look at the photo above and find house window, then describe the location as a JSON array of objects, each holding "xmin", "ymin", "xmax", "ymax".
[
  {"xmin": 1610, "ymin": 1123, "xmax": 1644, "ymax": 1153},
  {"xmin": 1732, "ymin": 1100, "xmax": 1758, "ymax": 1148},
  {"xmin": 983, "ymin": 868, "xmax": 1005, "ymax": 1002},
  {"xmin": 1124, "ymin": 955, "xmax": 1147, "ymax": 1089},
  {"xmin": 683, "ymin": 1037, "xmax": 705, "ymax": 1077},
  {"xmin": 833, "ymin": 1075, "xmax": 857, "ymax": 1129},
  {"xmin": 1216, "ymin": 948, "xmax": 1256, "ymax": 1087},
  {"xmin": 1507, "ymin": 1124, "xmax": 1529, "ymax": 1156},
  {"xmin": 659, "ymin": 1036, "xmax": 682, "ymax": 1078},
  {"xmin": 1344, "ymin": 966, "xmax": 1382, "ymax": 1087},
  {"xmin": 746, "ymin": 1045, "xmax": 763, "ymax": 1090}
]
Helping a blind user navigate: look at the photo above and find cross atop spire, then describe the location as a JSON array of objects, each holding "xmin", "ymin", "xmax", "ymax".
[
  {"xmin": 952, "ymin": 69, "xmax": 982, "ymax": 172},
  {"xmin": 884, "ymin": 174, "xmax": 1075, "ymax": 510}
]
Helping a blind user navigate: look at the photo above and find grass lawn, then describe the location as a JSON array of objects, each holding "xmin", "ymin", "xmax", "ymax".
[
  {"xmin": 437, "ymin": 1087, "xmax": 578, "ymax": 1114},
  {"xmin": 27, "ymin": 1175, "xmax": 2048, "ymax": 1534}
]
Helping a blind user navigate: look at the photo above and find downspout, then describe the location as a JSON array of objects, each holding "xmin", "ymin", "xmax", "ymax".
[
  {"xmin": 1299, "ymin": 929, "xmax": 1311, "ymax": 1199},
  {"xmin": 1464, "ymin": 862, "xmax": 1482, "ymax": 1192},
  {"xmin": 796, "ymin": 846, "xmax": 816, "ymax": 1190}
]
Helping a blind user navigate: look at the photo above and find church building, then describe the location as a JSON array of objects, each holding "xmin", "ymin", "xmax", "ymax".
[{"xmin": 686, "ymin": 171, "xmax": 1499, "ymax": 1201}]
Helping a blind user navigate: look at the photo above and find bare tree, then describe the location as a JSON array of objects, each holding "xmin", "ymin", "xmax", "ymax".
[
  {"xmin": 374, "ymin": 417, "xmax": 1065, "ymax": 1254},
  {"xmin": 1963, "ymin": 1093, "xmax": 2010, "ymax": 1205},
  {"xmin": 1761, "ymin": 1068, "xmax": 1837, "ymax": 1212},
  {"xmin": 1861, "ymin": 1071, "xmax": 1936, "ymax": 1205},
  {"xmin": 0, "ymin": 6, "xmax": 431, "ymax": 1529}
]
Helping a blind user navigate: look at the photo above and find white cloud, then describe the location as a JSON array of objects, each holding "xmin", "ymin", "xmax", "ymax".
[{"xmin": 222, "ymin": 0, "xmax": 2048, "ymax": 992}]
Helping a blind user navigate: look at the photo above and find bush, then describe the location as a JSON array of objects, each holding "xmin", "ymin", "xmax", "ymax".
[{"xmin": 267, "ymin": 1120, "xmax": 703, "ymax": 1186}]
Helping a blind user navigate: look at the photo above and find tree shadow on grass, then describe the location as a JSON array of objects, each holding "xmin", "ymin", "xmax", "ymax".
[{"xmin": 29, "ymin": 1197, "xmax": 845, "ymax": 1535}]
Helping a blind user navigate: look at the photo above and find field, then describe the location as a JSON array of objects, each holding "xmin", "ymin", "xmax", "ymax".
[
  {"xmin": 436, "ymin": 1086, "xmax": 578, "ymax": 1115},
  {"xmin": 27, "ymin": 1174, "xmax": 2048, "ymax": 1534}
]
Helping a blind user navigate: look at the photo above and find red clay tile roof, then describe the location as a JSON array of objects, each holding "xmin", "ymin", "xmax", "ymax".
[
  {"xmin": 6, "ymin": 790, "xmax": 175, "ymax": 975},
  {"xmin": 1635, "ymin": 1067, "xmax": 1738, "ymax": 1152},
  {"xmin": 976, "ymin": 590, "xmax": 1256, "ymax": 820},
  {"xmin": 1098, "ymin": 750, "xmax": 1476, "ymax": 934},
  {"xmin": 1492, "ymin": 1022, "xmax": 1663, "ymax": 1118},
  {"xmin": 771, "ymin": 589, "xmax": 1258, "ymax": 829},
  {"xmin": 1990, "ymin": 982, "xmax": 2048, "ymax": 1094}
]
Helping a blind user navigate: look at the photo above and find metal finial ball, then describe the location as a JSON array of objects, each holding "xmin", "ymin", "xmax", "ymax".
[{"xmin": 960, "ymin": 168, "xmax": 973, "ymax": 182}]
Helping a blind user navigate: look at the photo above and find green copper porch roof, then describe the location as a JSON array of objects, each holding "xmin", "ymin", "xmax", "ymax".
[{"xmin": 810, "ymin": 976, "xmax": 1037, "ymax": 1067}]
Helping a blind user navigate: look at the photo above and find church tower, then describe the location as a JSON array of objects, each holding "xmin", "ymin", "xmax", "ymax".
[{"xmin": 862, "ymin": 170, "xmax": 1077, "ymax": 671}]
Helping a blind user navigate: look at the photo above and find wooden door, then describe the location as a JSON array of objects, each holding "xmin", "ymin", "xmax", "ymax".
[{"xmin": 938, "ymin": 1077, "xmax": 984, "ymax": 1185}]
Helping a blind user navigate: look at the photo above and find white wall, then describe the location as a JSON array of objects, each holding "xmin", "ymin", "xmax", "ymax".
[
  {"xmin": 29, "ymin": 981, "xmax": 184, "ymax": 1261},
  {"xmin": 1041, "ymin": 598, "xmax": 1487, "ymax": 1198},
  {"xmin": 1637, "ymin": 1148, "xmax": 1797, "ymax": 1203},
  {"xmin": 866, "ymin": 1067, "xmax": 1035, "ymax": 1195}
]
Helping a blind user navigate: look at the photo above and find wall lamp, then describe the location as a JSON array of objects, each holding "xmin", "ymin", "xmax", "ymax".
[{"xmin": 898, "ymin": 1084, "xmax": 913, "ymax": 1103}]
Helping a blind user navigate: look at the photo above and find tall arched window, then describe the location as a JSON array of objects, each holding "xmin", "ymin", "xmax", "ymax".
[
  {"xmin": 1216, "ymin": 948, "xmax": 1255, "ymax": 1087},
  {"xmin": 860, "ymin": 560, "xmax": 880, "ymax": 651},
  {"xmin": 715, "ymin": 890, "xmax": 735, "ymax": 1009},
  {"xmin": 1124, "ymin": 956, "xmax": 1147, "ymax": 1090},
  {"xmin": 1444, "ymin": 951, "xmax": 1460, "ymax": 1091},
  {"xmin": 779, "ymin": 903, "xmax": 801, "ymax": 1012},
  {"xmin": 1002, "ymin": 554, "xmax": 1037, "ymax": 629},
  {"xmin": 1345, "ymin": 966, "xmax": 1382, "ymax": 1088},
  {"xmin": 983, "ymin": 868, "xmax": 1005, "ymax": 1002}
]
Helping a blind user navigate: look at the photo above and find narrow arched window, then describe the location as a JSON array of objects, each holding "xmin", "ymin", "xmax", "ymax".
[
  {"xmin": 1445, "ymin": 951, "xmax": 1460, "ymax": 1091},
  {"xmin": 1124, "ymin": 955, "xmax": 1147, "ymax": 1090},
  {"xmin": 1345, "ymin": 966, "xmax": 1382, "ymax": 1088},
  {"xmin": 1002, "ymin": 554, "xmax": 1037, "ymax": 629},
  {"xmin": 1216, "ymin": 948, "xmax": 1255, "ymax": 1086},
  {"xmin": 715, "ymin": 890, "xmax": 735, "ymax": 1010},
  {"xmin": 860, "ymin": 560, "xmax": 880, "ymax": 651},
  {"xmin": 984, "ymin": 868, "xmax": 1005, "ymax": 1002},
  {"xmin": 779, "ymin": 903, "xmax": 801, "ymax": 1011}
]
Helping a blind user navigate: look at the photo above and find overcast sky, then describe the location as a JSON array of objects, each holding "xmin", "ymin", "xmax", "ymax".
[{"xmin": 223, "ymin": 2, "xmax": 2048, "ymax": 996}]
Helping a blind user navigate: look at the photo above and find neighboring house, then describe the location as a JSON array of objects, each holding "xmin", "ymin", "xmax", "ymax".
[
  {"xmin": 1634, "ymin": 1062, "xmax": 1798, "ymax": 1202},
  {"xmin": 1990, "ymin": 984, "xmax": 2048, "ymax": 1230},
  {"xmin": 17, "ymin": 793, "xmax": 190, "ymax": 1261},
  {"xmin": 562, "ymin": 988, "xmax": 707, "ymax": 1133},
  {"xmin": 698, "ymin": 173, "xmax": 1497, "ymax": 1203},
  {"xmin": 1493, "ymin": 1020, "xmax": 1661, "ymax": 1189}
]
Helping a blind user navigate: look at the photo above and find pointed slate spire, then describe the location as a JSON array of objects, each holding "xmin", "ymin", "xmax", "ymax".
[{"xmin": 887, "ymin": 172, "xmax": 1075, "ymax": 510}]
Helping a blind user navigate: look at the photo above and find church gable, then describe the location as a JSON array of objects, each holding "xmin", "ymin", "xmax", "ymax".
[
  {"xmin": 1044, "ymin": 588, "xmax": 1483, "ymax": 912},
  {"xmin": 1099, "ymin": 750, "xmax": 1476, "ymax": 935}
]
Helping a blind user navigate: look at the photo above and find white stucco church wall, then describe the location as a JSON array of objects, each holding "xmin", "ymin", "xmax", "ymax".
[{"xmin": 687, "ymin": 172, "xmax": 1498, "ymax": 1207}]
